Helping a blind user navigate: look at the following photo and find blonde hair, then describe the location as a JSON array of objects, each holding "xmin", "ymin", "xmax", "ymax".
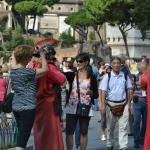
[{"xmin": 14, "ymin": 45, "xmax": 33, "ymax": 66}]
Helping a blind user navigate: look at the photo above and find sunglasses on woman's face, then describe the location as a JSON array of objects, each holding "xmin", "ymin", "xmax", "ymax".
[{"xmin": 76, "ymin": 60, "xmax": 85, "ymax": 63}]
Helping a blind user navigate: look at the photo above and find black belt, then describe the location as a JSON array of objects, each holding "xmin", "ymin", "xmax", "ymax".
[{"xmin": 107, "ymin": 99, "xmax": 126, "ymax": 103}]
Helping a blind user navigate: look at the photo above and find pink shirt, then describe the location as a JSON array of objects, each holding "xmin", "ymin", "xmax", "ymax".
[{"xmin": 0, "ymin": 77, "xmax": 7, "ymax": 101}]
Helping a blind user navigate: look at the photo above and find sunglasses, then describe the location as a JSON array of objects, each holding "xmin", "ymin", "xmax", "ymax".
[{"xmin": 76, "ymin": 60, "xmax": 85, "ymax": 63}]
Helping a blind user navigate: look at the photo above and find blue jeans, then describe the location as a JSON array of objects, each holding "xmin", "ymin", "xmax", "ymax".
[
  {"xmin": 92, "ymin": 99, "xmax": 99, "ymax": 111},
  {"xmin": 133, "ymin": 100, "xmax": 147, "ymax": 145}
]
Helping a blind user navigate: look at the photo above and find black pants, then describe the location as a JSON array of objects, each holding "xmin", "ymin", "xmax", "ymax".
[
  {"xmin": 13, "ymin": 109, "xmax": 35, "ymax": 148},
  {"xmin": 66, "ymin": 114, "xmax": 90, "ymax": 135}
]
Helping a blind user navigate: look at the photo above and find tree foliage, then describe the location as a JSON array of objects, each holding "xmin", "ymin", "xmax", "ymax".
[
  {"xmin": 65, "ymin": 9, "xmax": 93, "ymax": 41},
  {"xmin": 6, "ymin": 0, "xmax": 59, "ymax": 6},
  {"xmin": 84, "ymin": 0, "xmax": 136, "ymax": 57},
  {"xmin": 65, "ymin": 9, "xmax": 92, "ymax": 28},
  {"xmin": 59, "ymin": 28, "xmax": 76, "ymax": 48},
  {"xmin": 133, "ymin": 0, "xmax": 150, "ymax": 38},
  {"xmin": 5, "ymin": 0, "xmax": 60, "ymax": 32},
  {"xmin": 3, "ymin": 28, "xmax": 34, "ymax": 51},
  {"xmin": 84, "ymin": 0, "xmax": 150, "ymax": 56},
  {"xmin": 15, "ymin": 1, "xmax": 47, "ymax": 16}
]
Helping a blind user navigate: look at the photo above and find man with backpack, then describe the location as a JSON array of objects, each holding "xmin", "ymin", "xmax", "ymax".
[{"xmin": 99, "ymin": 57, "xmax": 133, "ymax": 150}]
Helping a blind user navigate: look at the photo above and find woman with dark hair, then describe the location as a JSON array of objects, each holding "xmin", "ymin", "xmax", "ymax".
[
  {"xmin": 33, "ymin": 45, "xmax": 66, "ymax": 150},
  {"xmin": 65, "ymin": 53, "xmax": 98, "ymax": 150}
]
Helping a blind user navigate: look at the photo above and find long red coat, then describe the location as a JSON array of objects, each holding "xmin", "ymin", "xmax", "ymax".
[
  {"xmin": 141, "ymin": 71, "xmax": 150, "ymax": 150},
  {"xmin": 34, "ymin": 64, "xmax": 66, "ymax": 150}
]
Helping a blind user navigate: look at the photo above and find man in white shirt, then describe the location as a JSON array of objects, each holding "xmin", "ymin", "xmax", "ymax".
[{"xmin": 99, "ymin": 57, "xmax": 133, "ymax": 150}]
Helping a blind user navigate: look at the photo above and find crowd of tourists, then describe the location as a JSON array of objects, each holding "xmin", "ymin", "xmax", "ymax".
[{"xmin": 0, "ymin": 44, "xmax": 150, "ymax": 150}]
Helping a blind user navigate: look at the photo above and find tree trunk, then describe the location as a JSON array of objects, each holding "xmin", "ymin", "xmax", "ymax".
[
  {"xmin": 0, "ymin": 32, "xmax": 6, "ymax": 51},
  {"xmin": 85, "ymin": 27, "xmax": 88, "ymax": 41},
  {"xmin": 96, "ymin": 30, "xmax": 104, "ymax": 47},
  {"xmin": 22, "ymin": 14, "xmax": 26, "ymax": 32},
  {"xmin": 78, "ymin": 33, "xmax": 84, "ymax": 53},
  {"xmin": 25, "ymin": 16, "xmax": 29, "ymax": 35},
  {"xmin": 119, "ymin": 27, "xmax": 130, "ymax": 57},
  {"xmin": 33, "ymin": 15, "xmax": 36, "ymax": 31},
  {"xmin": 11, "ymin": 12, "xmax": 17, "ymax": 29}
]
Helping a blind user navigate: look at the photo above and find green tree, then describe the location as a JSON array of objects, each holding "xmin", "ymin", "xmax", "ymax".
[
  {"xmin": 133, "ymin": 0, "xmax": 150, "ymax": 39},
  {"xmin": 84, "ymin": 0, "xmax": 106, "ymax": 46},
  {"xmin": 65, "ymin": 9, "xmax": 93, "ymax": 52},
  {"xmin": 59, "ymin": 28, "xmax": 76, "ymax": 48},
  {"xmin": 3, "ymin": 28, "xmax": 34, "ymax": 51},
  {"xmin": 5, "ymin": 0, "xmax": 60, "ymax": 32},
  {"xmin": 65, "ymin": 9, "xmax": 92, "ymax": 41},
  {"xmin": 15, "ymin": 1, "xmax": 47, "ymax": 32},
  {"xmin": 84, "ymin": 0, "xmax": 135, "ymax": 57}
]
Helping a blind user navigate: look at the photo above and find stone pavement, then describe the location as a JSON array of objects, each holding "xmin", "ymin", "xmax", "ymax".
[{"xmin": 7, "ymin": 111, "xmax": 143, "ymax": 150}]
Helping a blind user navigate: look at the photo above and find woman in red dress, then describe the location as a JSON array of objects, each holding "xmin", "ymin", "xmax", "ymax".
[
  {"xmin": 140, "ymin": 58, "xmax": 150, "ymax": 150},
  {"xmin": 33, "ymin": 46, "xmax": 66, "ymax": 150}
]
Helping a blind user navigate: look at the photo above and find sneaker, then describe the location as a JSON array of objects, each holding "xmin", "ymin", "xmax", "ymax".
[{"xmin": 101, "ymin": 134, "xmax": 106, "ymax": 141}]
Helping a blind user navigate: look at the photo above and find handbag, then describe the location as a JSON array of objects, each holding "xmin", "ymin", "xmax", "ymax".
[
  {"xmin": 53, "ymin": 93, "xmax": 62, "ymax": 116},
  {"xmin": 76, "ymin": 102, "xmax": 91, "ymax": 117},
  {"xmin": 2, "ymin": 80, "xmax": 14, "ymax": 113},
  {"xmin": 75, "ymin": 70, "xmax": 91, "ymax": 117},
  {"xmin": 2, "ymin": 92, "xmax": 14, "ymax": 113},
  {"xmin": 107, "ymin": 103, "xmax": 126, "ymax": 117}
]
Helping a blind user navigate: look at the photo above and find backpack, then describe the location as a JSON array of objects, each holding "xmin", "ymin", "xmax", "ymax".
[
  {"xmin": 120, "ymin": 65, "xmax": 130, "ymax": 77},
  {"xmin": 107, "ymin": 71, "xmax": 128, "ymax": 93}
]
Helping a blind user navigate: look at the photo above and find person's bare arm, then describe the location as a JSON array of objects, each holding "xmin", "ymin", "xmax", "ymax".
[
  {"xmin": 128, "ymin": 88, "xmax": 133, "ymax": 113},
  {"xmin": 99, "ymin": 90, "xmax": 106, "ymax": 113}
]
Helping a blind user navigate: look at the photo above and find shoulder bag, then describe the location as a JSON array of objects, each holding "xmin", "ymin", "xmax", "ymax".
[{"xmin": 2, "ymin": 81, "xmax": 14, "ymax": 113}]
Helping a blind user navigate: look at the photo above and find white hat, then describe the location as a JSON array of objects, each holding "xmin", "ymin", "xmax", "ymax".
[{"xmin": 105, "ymin": 63, "xmax": 110, "ymax": 67}]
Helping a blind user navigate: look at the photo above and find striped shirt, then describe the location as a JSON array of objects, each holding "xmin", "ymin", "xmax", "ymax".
[
  {"xmin": 132, "ymin": 74, "xmax": 147, "ymax": 102},
  {"xmin": 10, "ymin": 67, "xmax": 36, "ymax": 111}
]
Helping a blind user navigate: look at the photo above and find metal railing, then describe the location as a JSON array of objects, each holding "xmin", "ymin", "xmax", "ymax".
[{"xmin": 0, "ymin": 113, "xmax": 17, "ymax": 150}]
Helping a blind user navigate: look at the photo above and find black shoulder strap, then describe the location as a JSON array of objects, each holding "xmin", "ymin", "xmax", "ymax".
[
  {"xmin": 133, "ymin": 74, "xmax": 139, "ymax": 91},
  {"xmin": 124, "ymin": 73, "xmax": 128, "ymax": 81},
  {"xmin": 76, "ymin": 70, "xmax": 81, "ymax": 101},
  {"xmin": 123, "ymin": 72, "xmax": 128, "ymax": 99},
  {"xmin": 107, "ymin": 72, "xmax": 111, "ymax": 90},
  {"xmin": 66, "ymin": 72, "xmax": 76, "ymax": 104}
]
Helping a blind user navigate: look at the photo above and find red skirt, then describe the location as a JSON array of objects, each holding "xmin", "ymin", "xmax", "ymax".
[{"xmin": 34, "ymin": 95, "xmax": 64, "ymax": 150}]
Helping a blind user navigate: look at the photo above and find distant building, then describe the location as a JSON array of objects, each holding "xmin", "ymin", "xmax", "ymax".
[
  {"xmin": 28, "ymin": 0, "xmax": 83, "ymax": 38},
  {"xmin": 106, "ymin": 24, "xmax": 150, "ymax": 57}
]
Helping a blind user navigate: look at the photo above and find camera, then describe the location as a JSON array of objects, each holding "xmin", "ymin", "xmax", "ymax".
[{"xmin": 33, "ymin": 45, "xmax": 56, "ymax": 58}]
